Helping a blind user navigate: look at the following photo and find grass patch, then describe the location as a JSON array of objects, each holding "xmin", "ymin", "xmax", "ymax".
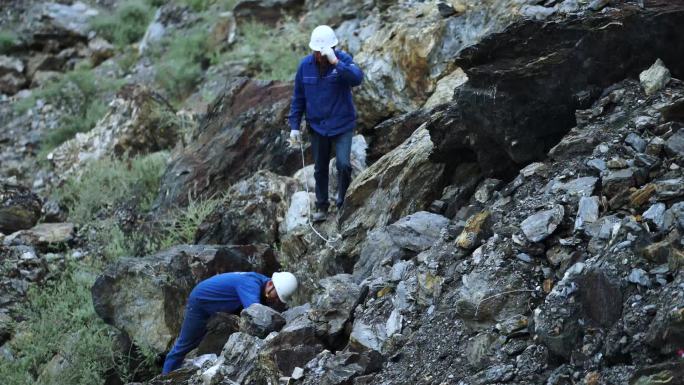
[
  {"xmin": 53, "ymin": 152, "xmax": 168, "ymax": 224},
  {"xmin": 219, "ymin": 19, "xmax": 310, "ymax": 81},
  {"xmin": 178, "ymin": 0, "xmax": 237, "ymax": 11},
  {"xmin": 157, "ymin": 197, "xmax": 221, "ymax": 249},
  {"xmin": 0, "ymin": 30, "xmax": 18, "ymax": 54},
  {"xmin": 15, "ymin": 66, "xmax": 124, "ymax": 155},
  {"xmin": 155, "ymin": 29, "xmax": 208, "ymax": 102},
  {"xmin": 0, "ymin": 266, "xmax": 153, "ymax": 385},
  {"xmin": 91, "ymin": 0, "xmax": 154, "ymax": 48}
]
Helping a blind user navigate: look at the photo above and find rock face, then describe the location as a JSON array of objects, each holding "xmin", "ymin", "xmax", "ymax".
[
  {"xmin": 48, "ymin": 85, "xmax": 180, "ymax": 179},
  {"xmin": 339, "ymin": 127, "xmax": 446, "ymax": 258},
  {"xmin": 352, "ymin": 0, "xmax": 519, "ymax": 129},
  {"xmin": 233, "ymin": 0, "xmax": 305, "ymax": 25},
  {"xmin": 156, "ymin": 79, "xmax": 301, "ymax": 210},
  {"xmin": 3, "ymin": 222, "xmax": 75, "ymax": 251},
  {"xmin": 428, "ymin": 2, "xmax": 684, "ymax": 178},
  {"xmin": 91, "ymin": 244, "xmax": 279, "ymax": 353},
  {"xmin": 195, "ymin": 170, "xmax": 298, "ymax": 245},
  {"xmin": 0, "ymin": 182, "xmax": 42, "ymax": 234}
]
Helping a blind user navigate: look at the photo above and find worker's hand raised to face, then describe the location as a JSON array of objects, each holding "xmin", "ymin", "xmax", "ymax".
[{"xmin": 321, "ymin": 47, "xmax": 338, "ymax": 65}]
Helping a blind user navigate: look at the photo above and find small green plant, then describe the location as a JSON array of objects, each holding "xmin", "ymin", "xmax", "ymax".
[
  {"xmin": 0, "ymin": 267, "xmax": 128, "ymax": 385},
  {"xmin": 220, "ymin": 19, "xmax": 310, "ymax": 81},
  {"xmin": 179, "ymin": 0, "xmax": 237, "ymax": 11},
  {"xmin": 0, "ymin": 30, "xmax": 18, "ymax": 54},
  {"xmin": 155, "ymin": 27, "xmax": 212, "ymax": 103},
  {"xmin": 158, "ymin": 196, "xmax": 221, "ymax": 249},
  {"xmin": 53, "ymin": 152, "xmax": 169, "ymax": 224},
  {"xmin": 15, "ymin": 67, "xmax": 124, "ymax": 155},
  {"xmin": 91, "ymin": 0, "xmax": 154, "ymax": 48}
]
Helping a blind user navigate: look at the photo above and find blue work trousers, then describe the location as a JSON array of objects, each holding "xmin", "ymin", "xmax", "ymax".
[
  {"xmin": 162, "ymin": 298, "xmax": 235, "ymax": 374},
  {"xmin": 310, "ymin": 129, "xmax": 353, "ymax": 210}
]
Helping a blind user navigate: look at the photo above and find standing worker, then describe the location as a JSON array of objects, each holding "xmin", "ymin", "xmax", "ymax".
[
  {"xmin": 288, "ymin": 25, "xmax": 364, "ymax": 222},
  {"xmin": 162, "ymin": 271, "xmax": 298, "ymax": 374}
]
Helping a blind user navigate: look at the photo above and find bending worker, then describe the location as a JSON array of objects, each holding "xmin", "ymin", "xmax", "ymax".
[
  {"xmin": 162, "ymin": 271, "xmax": 298, "ymax": 374},
  {"xmin": 288, "ymin": 25, "xmax": 364, "ymax": 223}
]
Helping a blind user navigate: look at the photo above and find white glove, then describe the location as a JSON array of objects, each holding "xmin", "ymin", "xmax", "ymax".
[
  {"xmin": 290, "ymin": 129, "xmax": 301, "ymax": 146},
  {"xmin": 321, "ymin": 47, "xmax": 338, "ymax": 65}
]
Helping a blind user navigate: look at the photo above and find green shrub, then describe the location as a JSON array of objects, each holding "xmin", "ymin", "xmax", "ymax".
[
  {"xmin": 0, "ymin": 30, "xmax": 18, "ymax": 54},
  {"xmin": 158, "ymin": 197, "xmax": 221, "ymax": 249},
  {"xmin": 220, "ymin": 19, "xmax": 310, "ymax": 81},
  {"xmin": 0, "ymin": 267, "xmax": 124, "ymax": 385},
  {"xmin": 155, "ymin": 27, "xmax": 211, "ymax": 103},
  {"xmin": 91, "ymin": 0, "xmax": 154, "ymax": 48},
  {"xmin": 15, "ymin": 67, "xmax": 124, "ymax": 154},
  {"xmin": 178, "ymin": 0, "xmax": 237, "ymax": 11},
  {"xmin": 53, "ymin": 152, "xmax": 169, "ymax": 224}
]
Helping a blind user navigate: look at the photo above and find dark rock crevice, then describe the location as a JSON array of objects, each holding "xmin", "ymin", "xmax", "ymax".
[{"xmin": 429, "ymin": 1, "xmax": 684, "ymax": 179}]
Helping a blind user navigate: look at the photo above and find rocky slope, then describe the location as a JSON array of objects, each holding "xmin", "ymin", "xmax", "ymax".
[{"xmin": 2, "ymin": 0, "xmax": 684, "ymax": 385}]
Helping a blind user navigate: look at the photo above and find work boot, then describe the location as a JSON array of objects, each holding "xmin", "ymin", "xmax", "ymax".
[{"xmin": 312, "ymin": 209, "xmax": 327, "ymax": 223}]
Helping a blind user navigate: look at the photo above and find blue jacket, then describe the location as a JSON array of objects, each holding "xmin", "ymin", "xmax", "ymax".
[
  {"xmin": 288, "ymin": 50, "xmax": 364, "ymax": 137},
  {"xmin": 189, "ymin": 272, "xmax": 269, "ymax": 312}
]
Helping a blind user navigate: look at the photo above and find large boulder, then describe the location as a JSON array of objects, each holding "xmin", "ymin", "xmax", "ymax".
[
  {"xmin": 91, "ymin": 244, "xmax": 279, "ymax": 353},
  {"xmin": 156, "ymin": 79, "xmax": 302, "ymax": 210},
  {"xmin": 195, "ymin": 170, "xmax": 298, "ymax": 245},
  {"xmin": 47, "ymin": 85, "xmax": 180, "ymax": 180},
  {"xmin": 0, "ymin": 182, "xmax": 42, "ymax": 234},
  {"xmin": 352, "ymin": 1, "xmax": 520, "ymax": 129},
  {"xmin": 310, "ymin": 274, "xmax": 364, "ymax": 347},
  {"xmin": 428, "ymin": 2, "xmax": 684, "ymax": 178},
  {"xmin": 339, "ymin": 126, "xmax": 446, "ymax": 258},
  {"xmin": 353, "ymin": 211, "xmax": 450, "ymax": 282},
  {"xmin": 23, "ymin": 2, "xmax": 99, "ymax": 51}
]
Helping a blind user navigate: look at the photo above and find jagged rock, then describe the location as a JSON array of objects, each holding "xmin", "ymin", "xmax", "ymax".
[
  {"xmin": 91, "ymin": 244, "xmax": 278, "ymax": 353},
  {"xmin": 644, "ymin": 278, "xmax": 684, "ymax": 355},
  {"xmin": 603, "ymin": 169, "xmax": 636, "ymax": 197},
  {"xmin": 521, "ymin": 205, "xmax": 564, "ymax": 242},
  {"xmin": 139, "ymin": 9, "xmax": 165, "ymax": 55},
  {"xmin": 429, "ymin": 3, "xmax": 684, "ymax": 178},
  {"xmin": 628, "ymin": 268, "xmax": 651, "ymax": 287},
  {"xmin": 339, "ymin": 127, "xmax": 445, "ymax": 258},
  {"xmin": 239, "ymin": 303, "xmax": 286, "ymax": 338},
  {"xmin": 196, "ymin": 312, "xmax": 240, "ymax": 356},
  {"xmin": 156, "ymin": 79, "xmax": 301, "ymax": 210},
  {"xmin": 0, "ymin": 182, "xmax": 41, "ymax": 234},
  {"xmin": 385, "ymin": 211, "xmax": 449, "ymax": 253},
  {"xmin": 630, "ymin": 362, "xmax": 684, "ymax": 385},
  {"xmin": 0, "ymin": 73, "xmax": 26, "ymax": 95},
  {"xmin": 282, "ymin": 191, "xmax": 314, "ymax": 234},
  {"xmin": 655, "ymin": 178, "xmax": 684, "ymax": 200},
  {"xmin": 639, "ymin": 58, "xmax": 671, "ymax": 96},
  {"xmin": 643, "ymin": 203, "xmax": 667, "ymax": 230},
  {"xmin": 23, "ymin": 2, "xmax": 98, "ymax": 52},
  {"xmin": 256, "ymin": 315, "xmax": 326, "ymax": 381},
  {"xmin": 195, "ymin": 170, "xmax": 298, "ymax": 245},
  {"xmin": 233, "ymin": 0, "xmax": 305, "ymax": 25},
  {"xmin": 353, "ymin": 1, "xmax": 517, "ymax": 129},
  {"xmin": 575, "ymin": 196, "xmax": 599, "ymax": 232},
  {"xmin": 456, "ymin": 211, "xmax": 491, "ymax": 250},
  {"xmin": 0, "ymin": 56, "xmax": 24, "ymax": 76},
  {"xmin": 455, "ymin": 266, "xmax": 531, "ymax": 323},
  {"xmin": 422, "ymin": 67, "xmax": 469, "ymax": 109},
  {"xmin": 41, "ymin": 199, "xmax": 67, "ymax": 223},
  {"xmin": 301, "ymin": 349, "xmax": 383, "ymax": 385},
  {"xmin": 3, "ymin": 223, "xmax": 75, "ymax": 251},
  {"xmin": 626, "ymin": 133, "xmax": 647, "ymax": 153},
  {"xmin": 87, "ymin": 37, "xmax": 114, "ymax": 66},
  {"xmin": 219, "ymin": 332, "xmax": 265, "ymax": 383},
  {"xmin": 363, "ymin": 108, "xmax": 432, "ymax": 164},
  {"xmin": 48, "ymin": 85, "xmax": 179, "ymax": 180},
  {"xmin": 576, "ymin": 269, "xmax": 623, "ymax": 327},
  {"xmin": 665, "ymin": 129, "xmax": 684, "ymax": 158},
  {"xmin": 310, "ymin": 274, "xmax": 363, "ymax": 345}
]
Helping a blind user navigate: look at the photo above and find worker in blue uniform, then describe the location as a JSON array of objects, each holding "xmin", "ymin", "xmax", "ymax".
[
  {"xmin": 288, "ymin": 25, "xmax": 364, "ymax": 223},
  {"xmin": 162, "ymin": 271, "xmax": 298, "ymax": 374}
]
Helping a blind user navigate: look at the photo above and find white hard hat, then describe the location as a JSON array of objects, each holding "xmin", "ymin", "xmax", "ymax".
[
  {"xmin": 272, "ymin": 272, "xmax": 298, "ymax": 303},
  {"xmin": 309, "ymin": 25, "xmax": 338, "ymax": 51}
]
